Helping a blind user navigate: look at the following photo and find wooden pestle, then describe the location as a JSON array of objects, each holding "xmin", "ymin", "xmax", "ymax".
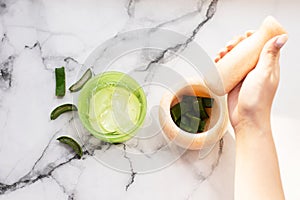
[{"xmin": 205, "ymin": 16, "xmax": 287, "ymax": 96}]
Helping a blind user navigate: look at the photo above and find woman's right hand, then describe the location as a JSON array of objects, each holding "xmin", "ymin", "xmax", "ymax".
[{"xmin": 215, "ymin": 32, "xmax": 288, "ymax": 132}]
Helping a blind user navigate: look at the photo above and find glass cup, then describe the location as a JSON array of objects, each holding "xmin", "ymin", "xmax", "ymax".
[{"xmin": 78, "ymin": 71, "xmax": 147, "ymax": 143}]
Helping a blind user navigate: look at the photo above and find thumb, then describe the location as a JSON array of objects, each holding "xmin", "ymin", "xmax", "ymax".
[{"xmin": 256, "ymin": 34, "xmax": 288, "ymax": 70}]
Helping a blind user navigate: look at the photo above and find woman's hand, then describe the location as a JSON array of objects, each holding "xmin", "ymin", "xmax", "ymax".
[
  {"xmin": 217, "ymin": 31, "xmax": 288, "ymax": 200},
  {"xmin": 215, "ymin": 32, "xmax": 288, "ymax": 132}
]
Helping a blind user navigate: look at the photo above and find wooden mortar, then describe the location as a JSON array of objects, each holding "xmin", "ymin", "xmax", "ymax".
[{"xmin": 159, "ymin": 79, "xmax": 228, "ymax": 150}]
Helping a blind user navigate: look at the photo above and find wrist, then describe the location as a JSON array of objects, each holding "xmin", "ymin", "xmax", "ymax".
[{"xmin": 233, "ymin": 119, "xmax": 272, "ymax": 136}]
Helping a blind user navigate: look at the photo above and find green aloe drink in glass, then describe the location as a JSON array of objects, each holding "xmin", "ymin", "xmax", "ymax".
[{"xmin": 78, "ymin": 71, "xmax": 147, "ymax": 143}]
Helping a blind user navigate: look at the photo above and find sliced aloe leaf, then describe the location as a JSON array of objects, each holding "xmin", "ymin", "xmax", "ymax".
[
  {"xmin": 171, "ymin": 95, "xmax": 212, "ymax": 133},
  {"xmin": 170, "ymin": 103, "xmax": 181, "ymax": 122},
  {"xmin": 55, "ymin": 67, "xmax": 66, "ymax": 97},
  {"xmin": 182, "ymin": 95, "xmax": 197, "ymax": 103},
  {"xmin": 202, "ymin": 97, "xmax": 214, "ymax": 108},
  {"xmin": 69, "ymin": 68, "xmax": 93, "ymax": 92},
  {"xmin": 180, "ymin": 115, "xmax": 189, "ymax": 125},
  {"xmin": 50, "ymin": 104, "xmax": 77, "ymax": 120},
  {"xmin": 192, "ymin": 98, "xmax": 209, "ymax": 120},
  {"xmin": 57, "ymin": 136, "xmax": 83, "ymax": 158},
  {"xmin": 175, "ymin": 117, "xmax": 181, "ymax": 127},
  {"xmin": 198, "ymin": 120, "xmax": 206, "ymax": 133},
  {"xmin": 185, "ymin": 113, "xmax": 200, "ymax": 132},
  {"xmin": 179, "ymin": 122, "xmax": 193, "ymax": 133},
  {"xmin": 180, "ymin": 101, "xmax": 192, "ymax": 115}
]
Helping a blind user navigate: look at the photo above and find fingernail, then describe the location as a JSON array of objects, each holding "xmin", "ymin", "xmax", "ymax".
[
  {"xmin": 275, "ymin": 34, "xmax": 288, "ymax": 49},
  {"xmin": 214, "ymin": 56, "xmax": 220, "ymax": 63}
]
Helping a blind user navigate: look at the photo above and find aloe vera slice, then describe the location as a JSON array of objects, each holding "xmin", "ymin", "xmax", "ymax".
[
  {"xmin": 69, "ymin": 68, "xmax": 93, "ymax": 92},
  {"xmin": 170, "ymin": 103, "xmax": 181, "ymax": 122},
  {"xmin": 171, "ymin": 95, "xmax": 212, "ymax": 133},
  {"xmin": 198, "ymin": 120, "xmax": 206, "ymax": 132},
  {"xmin": 175, "ymin": 117, "xmax": 181, "ymax": 127},
  {"xmin": 192, "ymin": 98, "xmax": 209, "ymax": 120},
  {"xmin": 201, "ymin": 97, "xmax": 214, "ymax": 108},
  {"xmin": 180, "ymin": 101, "xmax": 192, "ymax": 114},
  {"xmin": 182, "ymin": 95, "xmax": 197, "ymax": 102},
  {"xmin": 170, "ymin": 101, "xmax": 192, "ymax": 122},
  {"xmin": 55, "ymin": 67, "xmax": 66, "ymax": 97},
  {"xmin": 185, "ymin": 113, "xmax": 200, "ymax": 132},
  {"xmin": 57, "ymin": 136, "xmax": 83, "ymax": 158},
  {"xmin": 50, "ymin": 104, "xmax": 77, "ymax": 120},
  {"xmin": 179, "ymin": 122, "xmax": 193, "ymax": 133}
]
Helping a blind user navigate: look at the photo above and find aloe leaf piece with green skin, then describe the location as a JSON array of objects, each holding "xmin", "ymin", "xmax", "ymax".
[
  {"xmin": 170, "ymin": 103, "xmax": 181, "ymax": 122},
  {"xmin": 198, "ymin": 120, "xmax": 206, "ymax": 133},
  {"xmin": 170, "ymin": 101, "xmax": 192, "ymax": 123},
  {"xmin": 192, "ymin": 98, "xmax": 209, "ymax": 120},
  {"xmin": 69, "ymin": 68, "xmax": 93, "ymax": 92},
  {"xmin": 185, "ymin": 112, "xmax": 201, "ymax": 133},
  {"xmin": 180, "ymin": 101, "xmax": 192, "ymax": 114},
  {"xmin": 180, "ymin": 115, "xmax": 189, "ymax": 125},
  {"xmin": 179, "ymin": 122, "xmax": 193, "ymax": 133},
  {"xmin": 175, "ymin": 117, "xmax": 181, "ymax": 127},
  {"xmin": 50, "ymin": 104, "xmax": 77, "ymax": 120},
  {"xmin": 182, "ymin": 95, "xmax": 197, "ymax": 103},
  {"xmin": 170, "ymin": 95, "xmax": 212, "ymax": 133},
  {"xmin": 201, "ymin": 97, "xmax": 214, "ymax": 108},
  {"xmin": 57, "ymin": 136, "xmax": 83, "ymax": 158},
  {"xmin": 55, "ymin": 67, "xmax": 66, "ymax": 97}
]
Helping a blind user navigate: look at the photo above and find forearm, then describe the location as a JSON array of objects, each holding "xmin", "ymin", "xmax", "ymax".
[{"xmin": 234, "ymin": 124, "xmax": 285, "ymax": 200}]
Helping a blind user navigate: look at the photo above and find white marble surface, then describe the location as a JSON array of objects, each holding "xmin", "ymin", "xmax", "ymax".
[{"xmin": 0, "ymin": 0, "xmax": 299, "ymax": 199}]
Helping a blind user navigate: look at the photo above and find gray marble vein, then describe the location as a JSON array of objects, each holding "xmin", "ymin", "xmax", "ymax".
[
  {"xmin": 126, "ymin": 0, "xmax": 136, "ymax": 18},
  {"xmin": 0, "ymin": 55, "xmax": 14, "ymax": 90},
  {"xmin": 0, "ymin": 34, "xmax": 16, "ymax": 91},
  {"xmin": 0, "ymin": 0, "xmax": 7, "ymax": 15},
  {"xmin": 154, "ymin": 0, "xmax": 205, "ymax": 29},
  {"xmin": 141, "ymin": 0, "xmax": 218, "ymax": 83},
  {"xmin": 0, "ymin": 116, "xmax": 84, "ymax": 195},
  {"xmin": 0, "ymin": 155, "xmax": 77, "ymax": 195},
  {"xmin": 185, "ymin": 138, "xmax": 224, "ymax": 200},
  {"xmin": 123, "ymin": 144, "xmax": 137, "ymax": 191}
]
